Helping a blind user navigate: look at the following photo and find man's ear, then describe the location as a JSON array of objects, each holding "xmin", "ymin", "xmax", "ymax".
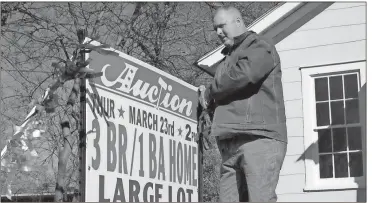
[{"xmin": 236, "ymin": 17, "xmax": 242, "ymax": 27}]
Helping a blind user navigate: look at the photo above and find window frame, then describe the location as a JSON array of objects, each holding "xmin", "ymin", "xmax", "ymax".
[{"xmin": 300, "ymin": 61, "xmax": 366, "ymax": 191}]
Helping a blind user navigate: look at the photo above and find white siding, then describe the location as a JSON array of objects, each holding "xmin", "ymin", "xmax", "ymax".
[
  {"xmin": 325, "ymin": 2, "xmax": 365, "ymax": 10},
  {"xmin": 286, "ymin": 136, "xmax": 304, "ymax": 156},
  {"xmin": 286, "ymin": 118, "xmax": 304, "ymax": 137},
  {"xmin": 283, "ymin": 82, "xmax": 302, "ymax": 101},
  {"xmin": 284, "ymin": 100, "xmax": 303, "ymax": 118},
  {"xmin": 279, "ymin": 40, "xmax": 365, "ymax": 69},
  {"xmin": 280, "ymin": 154, "xmax": 305, "ymax": 175},
  {"xmin": 296, "ymin": 5, "xmax": 365, "ymax": 32},
  {"xmin": 276, "ymin": 24, "xmax": 365, "ymax": 52},
  {"xmin": 282, "ymin": 67, "xmax": 301, "ymax": 83},
  {"xmin": 276, "ymin": 2, "xmax": 366, "ymax": 201},
  {"xmin": 278, "ymin": 2, "xmax": 366, "ymax": 69},
  {"xmin": 276, "ymin": 174, "xmax": 305, "ymax": 194}
]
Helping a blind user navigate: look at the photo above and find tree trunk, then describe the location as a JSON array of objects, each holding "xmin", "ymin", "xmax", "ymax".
[{"xmin": 55, "ymin": 78, "xmax": 81, "ymax": 202}]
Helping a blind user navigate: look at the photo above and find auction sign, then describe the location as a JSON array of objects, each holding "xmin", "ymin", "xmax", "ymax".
[{"xmin": 82, "ymin": 39, "xmax": 199, "ymax": 202}]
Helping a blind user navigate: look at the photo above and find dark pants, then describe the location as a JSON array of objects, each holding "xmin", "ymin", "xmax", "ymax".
[{"xmin": 216, "ymin": 135, "xmax": 287, "ymax": 202}]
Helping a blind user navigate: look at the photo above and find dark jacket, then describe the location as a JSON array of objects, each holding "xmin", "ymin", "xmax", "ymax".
[{"xmin": 205, "ymin": 31, "xmax": 287, "ymax": 143}]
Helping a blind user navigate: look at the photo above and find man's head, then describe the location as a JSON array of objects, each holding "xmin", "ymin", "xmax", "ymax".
[{"xmin": 213, "ymin": 6, "xmax": 247, "ymax": 47}]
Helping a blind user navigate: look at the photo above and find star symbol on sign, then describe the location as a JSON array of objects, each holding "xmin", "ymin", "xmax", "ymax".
[
  {"xmin": 118, "ymin": 106, "xmax": 125, "ymax": 118},
  {"xmin": 178, "ymin": 127, "xmax": 183, "ymax": 136}
]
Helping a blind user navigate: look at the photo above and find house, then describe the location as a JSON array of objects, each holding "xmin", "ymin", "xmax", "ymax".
[{"xmin": 196, "ymin": 2, "xmax": 366, "ymax": 202}]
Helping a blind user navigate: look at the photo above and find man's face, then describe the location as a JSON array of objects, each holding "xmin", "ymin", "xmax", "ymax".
[{"xmin": 213, "ymin": 11, "xmax": 239, "ymax": 47}]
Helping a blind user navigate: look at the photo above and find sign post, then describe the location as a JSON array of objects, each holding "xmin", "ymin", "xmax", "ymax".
[{"xmin": 80, "ymin": 39, "xmax": 199, "ymax": 202}]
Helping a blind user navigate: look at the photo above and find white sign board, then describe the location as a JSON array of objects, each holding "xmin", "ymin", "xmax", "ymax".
[{"xmin": 83, "ymin": 40, "xmax": 199, "ymax": 202}]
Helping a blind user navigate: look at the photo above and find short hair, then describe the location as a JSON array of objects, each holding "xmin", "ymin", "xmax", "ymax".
[
  {"xmin": 216, "ymin": 5, "xmax": 238, "ymax": 12},
  {"xmin": 215, "ymin": 6, "xmax": 243, "ymax": 18},
  {"xmin": 214, "ymin": 6, "xmax": 244, "ymax": 23}
]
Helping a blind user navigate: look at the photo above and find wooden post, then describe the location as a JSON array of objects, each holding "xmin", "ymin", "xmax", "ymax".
[
  {"xmin": 198, "ymin": 137, "xmax": 203, "ymax": 202},
  {"xmin": 78, "ymin": 29, "xmax": 87, "ymax": 202},
  {"xmin": 197, "ymin": 103, "xmax": 203, "ymax": 202}
]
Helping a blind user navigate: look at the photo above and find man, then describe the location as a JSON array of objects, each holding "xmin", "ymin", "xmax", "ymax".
[{"xmin": 199, "ymin": 6, "xmax": 287, "ymax": 202}]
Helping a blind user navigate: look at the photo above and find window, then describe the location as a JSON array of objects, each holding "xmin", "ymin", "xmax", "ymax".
[{"xmin": 301, "ymin": 61, "xmax": 366, "ymax": 191}]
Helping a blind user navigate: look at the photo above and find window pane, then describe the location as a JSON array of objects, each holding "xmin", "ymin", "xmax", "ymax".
[
  {"xmin": 349, "ymin": 152, "xmax": 363, "ymax": 177},
  {"xmin": 348, "ymin": 127, "xmax": 362, "ymax": 150},
  {"xmin": 316, "ymin": 102, "xmax": 330, "ymax": 126},
  {"xmin": 329, "ymin": 76, "xmax": 343, "ymax": 100},
  {"xmin": 334, "ymin": 153, "xmax": 349, "ymax": 178},
  {"xmin": 318, "ymin": 129, "xmax": 332, "ymax": 153},
  {"xmin": 344, "ymin": 74, "xmax": 359, "ymax": 98},
  {"xmin": 331, "ymin": 101, "xmax": 345, "ymax": 125},
  {"xmin": 319, "ymin": 154, "xmax": 333, "ymax": 178},
  {"xmin": 333, "ymin": 128, "xmax": 347, "ymax": 152},
  {"xmin": 346, "ymin": 100, "xmax": 359, "ymax": 123},
  {"xmin": 315, "ymin": 77, "xmax": 329, "ymax": 101}
]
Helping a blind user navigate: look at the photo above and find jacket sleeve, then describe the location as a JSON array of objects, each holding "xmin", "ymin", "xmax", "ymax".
[{"xmin": 205, "ymin": 43, "xmax": 276, "ymax": 102}]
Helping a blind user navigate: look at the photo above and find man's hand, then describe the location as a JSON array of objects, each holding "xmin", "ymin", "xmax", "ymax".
[{"xmin": 198, "ymin": 85, "xmax": 208, "ymax": 109}]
